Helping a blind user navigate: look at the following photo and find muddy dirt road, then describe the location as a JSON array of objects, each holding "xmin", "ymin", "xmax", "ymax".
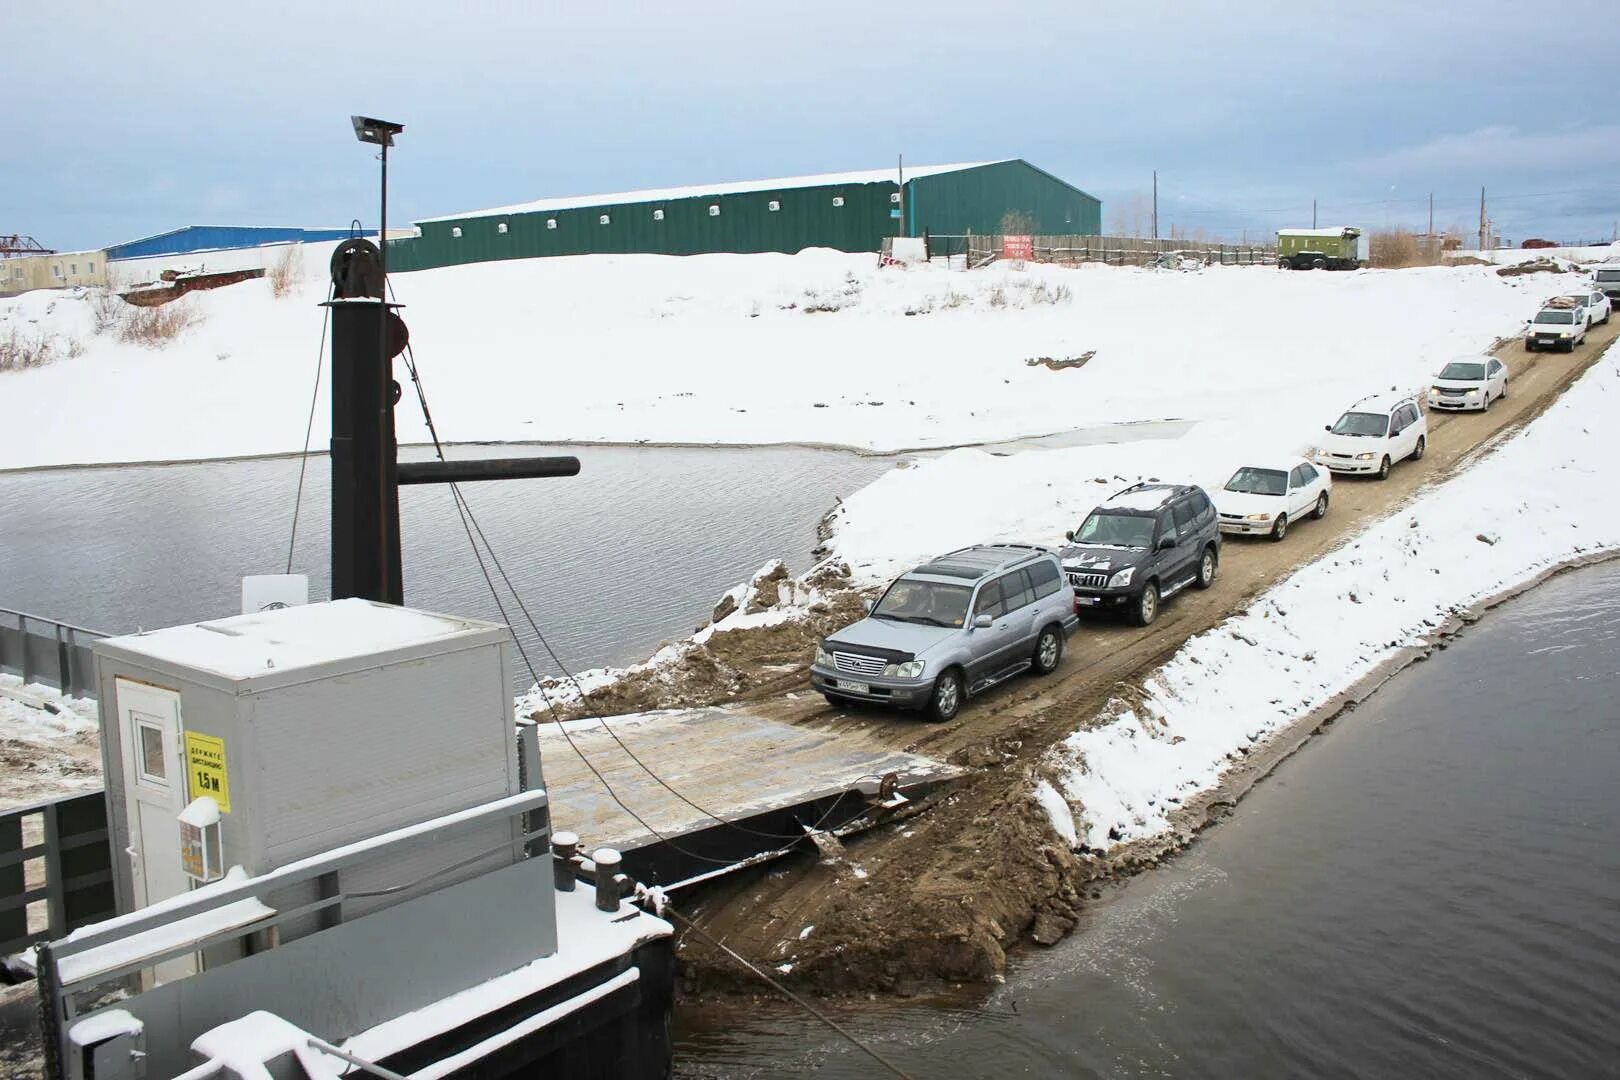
[{"xmin": 672, "ymin": 316, "xmax": 1619, "ymax": 995}]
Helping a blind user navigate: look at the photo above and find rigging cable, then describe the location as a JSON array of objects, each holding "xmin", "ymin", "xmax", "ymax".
[{"xmin": 285, "ymin": 286, "xmax": 334, "ymax": 574}]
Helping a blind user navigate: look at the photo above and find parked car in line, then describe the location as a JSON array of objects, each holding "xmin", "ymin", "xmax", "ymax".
[
  {"xmin": 1060, "ymin": 483, "xmax": 1220, "ymax": 626},
  {"xmin": 1525, "ymin": 298, "xmax": 1588, "ymax": 351},
  {"xmin": 810, "ymin": 544, "xmax": 1078, "ymax": 722},
  {"xmin": 1565, "ymin": 289, "xmax": 1612, "ymax": 327},
  {"xmin": 1594, "ymin": 264, "xmax": 1620, "ymax": 302},
  {"xmin": 1428, "ymin": 356, "xmax": 1508, "ymax": 412},
  {"xmin": 1313, "ymin": 394, "xmax": 1427, "ymax": 480},
  {"xmin": 1215, "ymin": 459, "xmax": 1331, "ymax": 541}
]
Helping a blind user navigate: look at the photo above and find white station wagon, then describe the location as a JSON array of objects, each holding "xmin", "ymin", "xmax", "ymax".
[
  {"xmin": 1216, "ymin": 458, "xmax": 1331, "ymax": 541},
  {"xmin": 1428, "ymin": 356, "xmax": 1507, "ymax": 412},
  {"xmin": 1314, "ymin": 394, "xmax": 1427, "ymax": 480}
]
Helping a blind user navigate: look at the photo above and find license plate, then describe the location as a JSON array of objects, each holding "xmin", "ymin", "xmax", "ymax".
[
  {"xmin": 1076, "ymin": 596, "xmax": 1099, "ymax": 606},
  {"xmin": 836, "ymin": 680, "xmax": 870, "ymax": 694}
]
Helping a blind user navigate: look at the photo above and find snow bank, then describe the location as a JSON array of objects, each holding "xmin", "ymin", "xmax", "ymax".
[
  {"xmin": 1042, "ymin": 342, "xmax": 1620, "ymax": 851},
  {"xmin": 0, "ymin": 247, "xmax": 1593, "ymax": 470}
]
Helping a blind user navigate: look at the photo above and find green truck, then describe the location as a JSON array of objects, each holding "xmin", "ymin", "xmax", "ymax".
[{"xmin": 1276, "ymin": 227, "xmax": 1367, "ymax": 270}]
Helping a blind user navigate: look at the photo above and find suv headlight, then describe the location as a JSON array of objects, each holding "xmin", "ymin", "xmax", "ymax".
[
  {"xmin": 1108, "ymin": 566, "xmax": 1135, "ymax": 588},
  {"xmin": 1244, "ymin": 512, "xmax": 1272, "ymax": 521},
  {"xmin": 882, "ymin": 660, "xmax": 925, "ymax": 678},
  {"xmin": 1354, "ymin": 452, "xmax": 1375, "ymax": 460},
  {"xmin": 814, "ymin": 644, "xmax": 831, "ymax": 667}
]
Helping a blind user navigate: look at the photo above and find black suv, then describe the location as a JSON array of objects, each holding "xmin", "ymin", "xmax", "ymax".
[{"xmin": 1059, "ymin": 483, "xmax": 1221, "ymax": 626}]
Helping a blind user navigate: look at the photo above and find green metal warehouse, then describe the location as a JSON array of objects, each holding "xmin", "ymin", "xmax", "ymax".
[{"xmin": 386, "ymin": 159, "xmax": 1100, "ymax": 271}]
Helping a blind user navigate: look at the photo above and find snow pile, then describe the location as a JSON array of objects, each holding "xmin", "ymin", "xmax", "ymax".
[
  {"xmin": 1043, "ymin": 343, "xmax": 1620, "ymax": 851},
  {"xmin": 0, "ymin": 247, "xmax": 1592, "ymax": 470}
]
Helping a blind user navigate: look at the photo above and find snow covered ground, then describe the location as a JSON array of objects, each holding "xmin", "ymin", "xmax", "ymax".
[
  {"xmin": 1040, "ymin": 340, "xmax": 1620, "ymax": 851},
  {"xmin": 0, "ymin": 675, "xmax": 101, "ymax": 810},
  {"xmin": 0, "ymin": 243, "xmax": 1606, "ymax": 471}
]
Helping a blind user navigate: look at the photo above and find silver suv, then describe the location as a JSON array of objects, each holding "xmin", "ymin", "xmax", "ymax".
[{"xmin": 810, "ymin": 545, "xmax": 1079, "ymax": 722}]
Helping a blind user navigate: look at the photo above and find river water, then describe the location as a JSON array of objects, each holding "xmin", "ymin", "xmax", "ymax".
[
  {"xmin": 0, "ymin": 445, "xmax": 894, "ymax": 688},
  {"xmin": 674, "ymin": 559, "xmax": 1620, "ymax": 1078}
]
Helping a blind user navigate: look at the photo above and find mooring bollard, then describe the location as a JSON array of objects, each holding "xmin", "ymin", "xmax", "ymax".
[
  {"xmin": 593, "ymin": 847, "xmax": 623, "ymax": 912},
  {"xmin": 552, "ymin": 831, "xmax": 579, "ymax": 892}
]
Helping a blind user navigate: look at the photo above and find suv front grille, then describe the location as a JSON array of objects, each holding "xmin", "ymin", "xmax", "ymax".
[
  {"xmin": 1067, "ymin": 571, "xmax": 1107, "ymax": 589},
  {"xmin": 833, "ymin": 653, "xmax": 886, "ymax": 677}
]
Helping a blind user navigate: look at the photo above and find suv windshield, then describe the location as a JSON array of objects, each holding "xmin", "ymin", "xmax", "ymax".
[
  {"xmin": 872, "ymin": 578, "xmax": 971, "ymax": 628},
  {"xmin": 1534, "ymin": 310, "xmax": 1576, "ymax": 325},
  {"xmin": 1075, "ymin": 511, "xmax": 1155, "ymax": 549},
  {"xmin": 1331, "ymin": 411, "xmax": 1388, "ymax": 437},
  {"xmin": 1225, "ymin": 467, "xmax": 1287, "ymax": 495},
  {"xmin": 1438, "ymin": 361, "xmax": 1486, "ymax": 381}
]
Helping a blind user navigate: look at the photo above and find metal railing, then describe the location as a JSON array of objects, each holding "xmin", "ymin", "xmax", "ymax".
[
  {"xmin": 0, "ymin": 792, "xmax": 115, "ymax": 956},
  {"xmin": 0, "ymin": 607, "xmax": 107, "ymax": 699}
]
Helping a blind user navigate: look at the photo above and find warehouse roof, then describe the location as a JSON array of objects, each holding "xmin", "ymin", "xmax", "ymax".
[{"xmin": 419, "ymin": 161, "xmax": 1009, "ymax": 223}]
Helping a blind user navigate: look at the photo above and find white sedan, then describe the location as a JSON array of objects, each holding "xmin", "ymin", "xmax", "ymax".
[
  {"xmin": 1428, "ymin": 355, "xmax": 1508, "ymax": 412},
  {"xmin": 1567, "ymin": 289, "xmax": 1612, "ymax": 327},
  {"xmin": 1216, "ymin": 459, "xmax": 1331, "ymax": 541}
]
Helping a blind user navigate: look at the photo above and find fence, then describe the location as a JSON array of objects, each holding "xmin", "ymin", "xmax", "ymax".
[
  {"xmin": 0, "ymin": 608, "xmax": 106, "ymax": 699},
  {"xmin": 0, "ymin": 792, "xmax": 116, "ymax": 957}
]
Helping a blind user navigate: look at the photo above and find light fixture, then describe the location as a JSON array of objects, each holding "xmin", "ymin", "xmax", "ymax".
[
  {"xmin": 451, "ymin": 226, "xmax": 462, "ymax": 238},
  {"xmin": 497, "ymin": 222, "xmax": 508, "ymax": 234},
  {"xmin": 653, "ymin": 209, "xmax": 664, "ymax": 221},
  {"xmin": 546, "ymin": 218, "xmax": 557, "ymax": 229},
  {"xmin": 599, "ymin": 214, "xmax": 611, "ymax": 225},
  {"xmin": 350, "ymin": 115, "xmax": 403, "ymax": 147},
  {"xmin": 708, "ymin": 205, "xmax": 720, "ymax": 217},
  {"xmin": 768, "ymin": 200, "xmax": 780, "ymax": 212},
  {"xmin": 832, "ymin": 196, "xmax": 844, "ymax": 207}
]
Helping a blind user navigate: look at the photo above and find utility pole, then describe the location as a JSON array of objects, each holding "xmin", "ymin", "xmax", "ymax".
[
  {"xmin": 1428, "ymin": 192, "xmax": 1434, "ymax": 238},
  {"xmin": 1478, "ymin": 187, "xmax": 1487, "ymax": 252},
  {"xmin": 897, "ymin": 154, "xmax": 905, "ymax": 239},
  {"xmin": 1312, "ymin": 199, "xmax": 1317, "ymax": 229},
  {"xmin": 1152, "ymin": 170, "xmax": 1158, "ymax": 241}
]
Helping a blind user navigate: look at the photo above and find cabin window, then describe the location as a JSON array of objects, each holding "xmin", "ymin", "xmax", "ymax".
[{"xmin": 136, "ymin": 720, "xmax": 168, "ymax": 785}]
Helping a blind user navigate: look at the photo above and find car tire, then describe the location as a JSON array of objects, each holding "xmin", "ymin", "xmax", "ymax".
[
  {"xmin": 1411, "ymin": 435, "xmax": 1426, "ymax": 462},
  {"xmin": 1525, "ymin": 341, "xmax": 1536, "ymax": 352},
  {"xmin": 1130, "ymin": 582, "xmax": 1160, "ymax": 627},
  {"xmin": 822, "ymin": 692, "xmax": 849, "ymax": 709},
  {"xmin": 1377, "ymin": 455, "xmax": 1392, "ymax": 480},
  {"xmin": 1313, "ymin": 491, "xmax": 1329, "ymax": 519},
  {"xmin": 1032, "ymin": 627, "xmax": 1063, "ymax": 676},
  {"xmin": 1500, "ymin": 380, "xmax": 1508, "ymax": 400},
  {"xmin": 1270, "ymin": 513, "xmax": 1288, "ymax": 542},
  {"xmin": 927, "ymin": 670, "xmax": 963, "ymax": 723},
  {"xmin": 1311, "ymin": 257, "xmax": 1327, "ymax": 270},
  {"xmin": 1195, "ymin": 545, "xmax": 1217, "ymax": 589}
]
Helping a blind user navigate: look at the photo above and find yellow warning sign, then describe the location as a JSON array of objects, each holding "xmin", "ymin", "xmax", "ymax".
[{"xmin": 184, "ymin": 731, "xmax": 231, "ymax": 812}]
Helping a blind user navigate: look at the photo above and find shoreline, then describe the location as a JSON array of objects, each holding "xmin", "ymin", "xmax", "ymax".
[{"xmin": 0, "ymin": 417, "xmax": 1200, "ymax": 477}]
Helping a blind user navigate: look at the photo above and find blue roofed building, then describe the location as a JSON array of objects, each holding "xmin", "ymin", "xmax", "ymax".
[{"xmin": 105, "ymin": 225, "xmax": 362, "ymax": 262}]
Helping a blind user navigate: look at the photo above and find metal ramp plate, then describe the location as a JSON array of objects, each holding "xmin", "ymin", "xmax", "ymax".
[{"xmin": 534, "ymin": 707, "xmax": 961, "ymax": 888}]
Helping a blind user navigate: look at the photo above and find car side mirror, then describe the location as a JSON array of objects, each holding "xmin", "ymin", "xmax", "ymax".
[
  {"xmin": 863, "ymin": 599, "xmax": 874, "ymax": 614},
  {"xmin": 1159, "ymin": 536, "xmax": 1177, "ymax": 551},
  {"xmin": 1323, "ymin": 424, "xmax": 1331, "ymax": 432},
  {"xmin": 1064, "ymin": 529, "xmax": 1075, "ymax": 543},
  {"xmin": 973, "ymin": 614, "xmax": 993, "ymax": 630}
]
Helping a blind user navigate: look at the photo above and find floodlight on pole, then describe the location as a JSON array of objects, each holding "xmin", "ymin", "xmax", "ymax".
[{"xmin": 351, "ymin": 116, "xmax": 403, "ymax": 147}]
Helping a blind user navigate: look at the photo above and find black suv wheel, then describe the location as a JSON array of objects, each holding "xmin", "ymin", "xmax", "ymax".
[
  {"xmin": 1131, "ymin": 581, "xmax": 1160, "ymax": 626},
  {"xmin": 1195, "ymin": 546, "xmax": 1217, "ymax": 589}
]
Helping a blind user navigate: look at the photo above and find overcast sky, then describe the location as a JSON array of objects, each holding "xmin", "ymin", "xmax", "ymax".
[{"xmin": 6, "ymin": 1, "xmax": 1616, "ymax": 252}]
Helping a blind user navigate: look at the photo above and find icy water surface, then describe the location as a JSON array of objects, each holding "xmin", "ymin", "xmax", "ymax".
[
  {"xmin": 674, "ymin": 559, "xmax": 1620, "ymax": 1078},
  {"xmin": 0, "ymin": 445, "xmax": 894, "ymax": 689}
]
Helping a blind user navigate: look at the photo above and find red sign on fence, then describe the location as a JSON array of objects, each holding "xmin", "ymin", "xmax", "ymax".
[{"xmin": 1002, "ymin": 234, "xmax": 1034, "ymax": 260}]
